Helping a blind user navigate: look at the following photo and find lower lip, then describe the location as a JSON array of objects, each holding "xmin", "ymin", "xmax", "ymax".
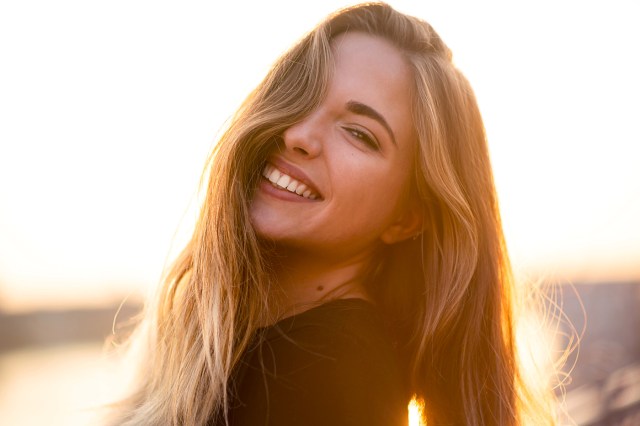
[{"xmin": 258, "ymin": 177, "xmax": 319, "ymax": 202}]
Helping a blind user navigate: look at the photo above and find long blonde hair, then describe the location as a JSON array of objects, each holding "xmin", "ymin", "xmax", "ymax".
[{"xmin": 109, "ymin": 3, "xmax": 558, "ymax": 425}]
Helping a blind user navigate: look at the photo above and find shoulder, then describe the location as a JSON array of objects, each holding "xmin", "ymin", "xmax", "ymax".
[{"xmin": 229, "ymin": 299, "xmax": 409, "ymax": 426}]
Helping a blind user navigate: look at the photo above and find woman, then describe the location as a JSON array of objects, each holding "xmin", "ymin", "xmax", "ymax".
[{"xmin": 109, "ymin": 3, "xmax": 557, "ymax": 425}]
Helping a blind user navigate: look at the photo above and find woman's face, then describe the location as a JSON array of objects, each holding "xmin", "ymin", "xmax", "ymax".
[{"xmin": 251, "ymin": 32, "xmax": 418, "ymax": 260}]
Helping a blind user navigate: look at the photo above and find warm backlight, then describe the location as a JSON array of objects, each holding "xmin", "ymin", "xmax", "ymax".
[
  {"xmin": 408, "ymin": 395, "xmax": 427, "ymax": 426},
  {"xmin": 0, "ymin": 1, "xmax": 638, "ymax": 313}
]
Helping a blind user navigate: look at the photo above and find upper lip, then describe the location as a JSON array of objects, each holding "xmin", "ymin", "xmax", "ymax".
[{"xmin": 266, "ymin": 156, "xmax": 323, "ymax": 199}]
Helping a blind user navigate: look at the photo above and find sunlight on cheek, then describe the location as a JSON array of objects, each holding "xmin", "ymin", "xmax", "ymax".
[{"xmin": 408, "ymin": 395, "xmax": 427, "ymax": 426}]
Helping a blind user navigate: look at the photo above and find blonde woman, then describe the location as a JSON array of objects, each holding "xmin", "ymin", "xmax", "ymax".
[{"xmin": 109, "ymin": 3, "xmax": 557, "ymax": 425}]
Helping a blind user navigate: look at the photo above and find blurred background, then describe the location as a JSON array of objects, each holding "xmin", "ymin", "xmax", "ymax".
[{"xmin": 1, "ymin": 0, "xmax": 638, "ymax": 424}]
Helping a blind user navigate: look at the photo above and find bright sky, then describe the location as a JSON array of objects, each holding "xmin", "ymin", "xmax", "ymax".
[{"xmin": 0, "ymin": 1, "xmax": 638, "ymax": 311}]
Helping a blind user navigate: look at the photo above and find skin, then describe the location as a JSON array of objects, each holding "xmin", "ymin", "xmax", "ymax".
[{"xmin": 250, "ymin": 32, "xmax": 422, "ymax": 317}]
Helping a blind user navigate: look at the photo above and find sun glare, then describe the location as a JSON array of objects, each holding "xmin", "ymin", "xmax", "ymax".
[{"xmin": 408, "ymin": 395, "xmax": 427, "ymax": 426}]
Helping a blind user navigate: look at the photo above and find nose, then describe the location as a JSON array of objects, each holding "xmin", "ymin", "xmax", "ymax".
[{"xmin": 281, "ymin": 112, "xmax": 323, "ymax": 158}]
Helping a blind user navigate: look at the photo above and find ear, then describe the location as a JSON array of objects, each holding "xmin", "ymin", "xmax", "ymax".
[{"xmin": 380, "ymin": 201, "xmax": 424, "ymax": 245}]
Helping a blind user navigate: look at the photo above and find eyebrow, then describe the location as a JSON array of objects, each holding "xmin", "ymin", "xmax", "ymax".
[{"xmin": 345, "ymin": 100, "xmax": 397, "ymax": 146}]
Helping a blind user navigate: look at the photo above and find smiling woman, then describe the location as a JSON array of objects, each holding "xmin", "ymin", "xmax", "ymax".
[
  {"xmin": 251, "ymin": 32, "xmax": 418, "ymax": 273},
  {"xmin": 106, "ymin": 3, "xmax": 558, "ymax": 425}
]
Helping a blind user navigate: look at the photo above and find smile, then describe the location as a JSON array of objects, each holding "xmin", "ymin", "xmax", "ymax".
[{"xmin": 262, "ymin": 164, "xmax": 319, "ymax": 200}]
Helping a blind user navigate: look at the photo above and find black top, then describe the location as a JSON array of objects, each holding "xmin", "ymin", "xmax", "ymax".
[{"xmin": 223, "ymin": 298, "xmax": 409, "ymax": 426}]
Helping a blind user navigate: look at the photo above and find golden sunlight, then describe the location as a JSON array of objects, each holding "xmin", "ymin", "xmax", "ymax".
[
  {"xmin": 0, "ymin": 0, "xmax": 638, "ymax": 314},
  {"xmin": 408, "ymin": 395, "xmax": 427, "ymax": 426}
]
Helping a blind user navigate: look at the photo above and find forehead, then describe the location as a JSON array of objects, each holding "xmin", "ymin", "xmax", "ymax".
[{"xmin": 329, "ymin": 32, "xmax": 415, "ymax": 148}]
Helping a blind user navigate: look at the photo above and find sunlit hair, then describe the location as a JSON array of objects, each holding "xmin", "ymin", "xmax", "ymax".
[{"xmin": 107, "ymin": 3, "xmax": 559, "ymax": 425}]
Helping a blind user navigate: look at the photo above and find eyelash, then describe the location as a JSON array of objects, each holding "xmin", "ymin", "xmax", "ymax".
[{"xmin": 344, "ymin": 127, "xmax": 379, "ymax": 150}]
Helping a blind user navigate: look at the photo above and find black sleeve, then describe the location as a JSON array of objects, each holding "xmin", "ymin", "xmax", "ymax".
[{"xmin": 228, "ymin": 325, "xmax": 408, "ymax": 426}]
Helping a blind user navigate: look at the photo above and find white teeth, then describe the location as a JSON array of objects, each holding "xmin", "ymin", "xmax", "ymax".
[
  {"xmin": 268, "ymin": 169, "xmax": 281, "ymax": 183},
  {"xmin": 276, "ymin": 174, "xmax": 291, "ymax": 188},
  {"xmin": 295, "ymin": 184, "xmax": 307, "ymax": 195},
  {"xmin": 262, "ymin": 164, "xmax": 319, "ymax": 200}
]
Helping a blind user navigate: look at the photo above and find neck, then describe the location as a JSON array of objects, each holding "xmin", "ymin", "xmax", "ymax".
[{"xmin": 264, "ymin": 244, "xmax": 375, "ymax": 322}]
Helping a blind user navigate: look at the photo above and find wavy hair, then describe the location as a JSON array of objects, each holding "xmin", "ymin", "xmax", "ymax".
[{"xmin": 108, "ymin": 3, "xmax": 558, "ymax": 425}]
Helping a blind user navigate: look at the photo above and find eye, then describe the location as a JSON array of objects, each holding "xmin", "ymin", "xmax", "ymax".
[{"xmin": 343, "ymin": 127, "xmax": 380, "ymax": 150}]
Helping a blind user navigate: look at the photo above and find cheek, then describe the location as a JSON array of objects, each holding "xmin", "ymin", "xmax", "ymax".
[
  {"xmin": 248, "ymin": 193, "xmax": 290, "ymax": 237},
  {"xmin": 248, "ymin": 196, "xmax": 271, "ymax": 236},
  {"xmin": 334, "ymin": 168, "xmax": 408, "ymax": 229}
]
